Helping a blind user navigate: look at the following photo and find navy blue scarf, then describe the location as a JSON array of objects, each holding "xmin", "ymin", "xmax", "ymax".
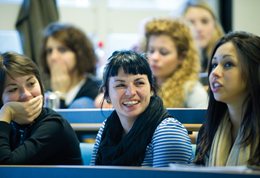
[{"xmin": 95, "ymin": 96, "xmax": 170, "ymax": 166}]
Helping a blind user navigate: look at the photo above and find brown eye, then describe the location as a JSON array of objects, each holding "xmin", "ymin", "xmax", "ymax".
[
  {"xmin": 147, "ymin": 48, "xmax": 155, "ymax": 55},
  {"xmin": 224, "ymin": 61, "xmax": 234, "ymax": 69},
  {"xmin": 201, "ymin": 18, "xmax": 209, "ymax": 25},
  {"xmin": 8, "ymin": 88, "xmax": 17, "ymax": 93},
  {"xmin": 58, "ymin": 46, "xmax": 69, "ymax": 53},
  {"xmin": 211, "ymin": 63, "xmax": 217, "ymax": 69},
  {"xmin": 159, "ymin": 49, "xmax": 169, "ymax": 56},
  {"xmin": 46, "ymin": 48, "xmax": 53, "ymax": 55}
]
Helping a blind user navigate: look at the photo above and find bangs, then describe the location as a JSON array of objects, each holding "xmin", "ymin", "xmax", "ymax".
[{"xmin": 107, "ymin": 51, "xmax": 151, "ymax": 77}]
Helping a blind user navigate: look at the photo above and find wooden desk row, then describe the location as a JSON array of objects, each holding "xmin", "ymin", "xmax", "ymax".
[{"xmin": 56, "ymin": 108, "xmax": 206, "ymax": 132}]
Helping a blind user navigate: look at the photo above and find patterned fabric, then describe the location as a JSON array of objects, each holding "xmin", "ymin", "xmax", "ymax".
[
  {"xmin": 90, "ymin": 117, "xmax": 192, "ymax": 167},
  {"xmin": 94, "ymin": 96, "xmax": 171, "ymax": 166}
]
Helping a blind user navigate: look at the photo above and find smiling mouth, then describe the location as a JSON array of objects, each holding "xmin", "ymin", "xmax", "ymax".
[{"xmin": 123, "ymin": 101, "xmax": 139, "ymax": 106}]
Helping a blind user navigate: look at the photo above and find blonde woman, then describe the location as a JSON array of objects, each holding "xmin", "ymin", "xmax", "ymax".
[
  {"xmin": 183, "ymin": 1, "xmax": 224, "ymax": 72},
  {"xmin": 145, "ymin": 18, "xmax": 208, "ymax": 108}
]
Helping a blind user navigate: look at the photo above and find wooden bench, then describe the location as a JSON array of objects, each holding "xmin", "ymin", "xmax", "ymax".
[
  {"xmin": 56, "ymin": 108, "xmax": 206, "ymax": 133},
  {"xmin": 56, "ymin": 108, "xmax": 206, "ymax": 144}
]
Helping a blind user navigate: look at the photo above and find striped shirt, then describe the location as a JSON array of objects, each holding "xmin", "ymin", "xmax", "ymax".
[{"xmin": 90, "ymin": 117, "xmax": 192, "ymax": 167}]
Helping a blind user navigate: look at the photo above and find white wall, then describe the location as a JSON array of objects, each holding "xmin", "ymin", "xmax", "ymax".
[
  {"xmin": 233, "ymin": 0, "xmax": 260, "ymax": 36},
  {"xmin": 0, "ymin": 0, "xmax": 174, "ymax": 57},
  {"xmin": 0, "ymin": 3, "xmax": 20, "ymax": 30},
  {"xmin": 57, "ymin": 1, "xmax": 175, "ymax": 56},
  {"xmin": 0, "ymin": 0, "xmax": 260, "ymax": 55}
]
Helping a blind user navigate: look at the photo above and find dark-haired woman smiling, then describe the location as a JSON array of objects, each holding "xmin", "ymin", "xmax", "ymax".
[{"xmin": 90, "ymin": 50, "xmax": 192, "ymax": 167}]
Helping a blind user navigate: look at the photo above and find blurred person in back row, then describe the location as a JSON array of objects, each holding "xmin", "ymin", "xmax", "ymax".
[
  {"xmin": 182, "ymin": 0, "xmax": 224, "ymax": 73},
  {"xmin": 0, "ymin": 52, "xmax": 82, "ymax": 165},
  {"xmin": 40, "ymin": 22, "xmax": 101, "ymax": 108},
  {"xmin": 90, "ymin": 50, "xmax": 192, "ymax": 167},
  {"xmin": 95, "ymin": 18, "xmax": 208, "ymax": 109},
  {"xmin": 194, "ymin": 31, "xmax": 260, "ymax": 166},
  {"xmin": 145, "ymin": 17, "xmax": 208, "ymax": 108}
]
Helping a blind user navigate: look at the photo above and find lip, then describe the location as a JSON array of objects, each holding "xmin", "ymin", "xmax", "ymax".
[
  {"xmin": 150, "ymin": 65, "xmax": 160, "ymax": 71},
  {"xmin": 197, "ymin": 35, "xmax": 203, "ymax": 39},
  {"xmin": 122, "ymin": 100, "xmax": 140, "ymax": 112},
  {"xmin": 122, "ymin": 100, "xmax": 140, "ymax": 107},
  {"xmin": 211, "ymin": 81, "xmax": 222, "ymax": 93},
  {"xmin": 197, "ymin": 34, "xmax": 206, "ymax": 41}
]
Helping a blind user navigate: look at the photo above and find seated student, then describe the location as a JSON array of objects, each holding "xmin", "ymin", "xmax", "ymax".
[
  {"xmin": 95, "ymin": 18, "xmax": 208, "ymax": 109},
  {"xmin": 194, "ymin": 31, "xmax": 260, "ymax": 166},
  {"xmin": 0, "ymin": 52, "xmax": 83, "ymax": 165},
  {"xmin": 144, "ymin": 17, "xmax": 208, "ymax": 108},
  {"xmin": 182, "ymin": 0, "xmax": 224, "ymax": 73},
  {"xmin": 40, "ymin": 22, "xmax": 101, "ymax": 109},
  {"xmin": 90, "ymin": 50, "xmax": 192, "ymax": 167}
]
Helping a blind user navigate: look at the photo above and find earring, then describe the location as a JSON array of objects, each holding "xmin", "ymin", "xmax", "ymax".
[{"xmin": 106, "ymin": 98, "xmax": 111, "ymax": 104}]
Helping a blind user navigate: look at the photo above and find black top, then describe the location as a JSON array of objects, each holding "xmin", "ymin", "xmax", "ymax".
[
  {"xmin": 60, "ymin": 75, "xmax": 101, "ymax": 108},
  {"xmin": 0, "ymin": 108, "xmax": 83, "ymax": 165}
]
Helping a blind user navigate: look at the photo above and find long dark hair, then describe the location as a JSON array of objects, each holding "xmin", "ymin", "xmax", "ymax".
[
  {"xmin": 95, "ymin": 50, "xmax": 170, "ymax": 165},
  {"xmin": 195, "ymin": 31, "xmax": 260, "ymax": 165}
]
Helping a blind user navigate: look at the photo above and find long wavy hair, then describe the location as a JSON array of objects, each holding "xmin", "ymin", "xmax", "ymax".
[
  {"xmin": 145, "ymin": 18, "xmax": 200, "ymax": 107},
  {"xmin": 194, "ymin": 31, "xmax": 260, "ymax": 165}
]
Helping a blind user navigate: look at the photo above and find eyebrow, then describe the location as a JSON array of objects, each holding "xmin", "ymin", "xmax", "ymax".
[
  {"xmin": 26, "ymin": 76, "xmax": 34, "ymax": 81},
  {"xmin": 5, "ymin": 83, "xmax": 16, "ymax": 87},
  {"xmin": 6, "ymin": 75, "xmax": 34, "ymax": 87},
  {"xmin": 114, "ymin": 79, "xmax": 125, "ymax": 82},
  {"xmin": 213, "ymin": 54, "xmax": 234, "ymax": 60}
]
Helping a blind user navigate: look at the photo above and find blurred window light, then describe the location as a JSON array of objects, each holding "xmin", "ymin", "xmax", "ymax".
[
  {"xmin": 108, "ymin": 0, "xmax": 188, "ymax": 11},
  {"xmin": 0, "ymin": 30, "xmax": 23, "ymax": 54}
]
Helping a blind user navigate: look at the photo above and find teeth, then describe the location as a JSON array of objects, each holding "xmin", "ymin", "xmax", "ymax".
[
  {"xmin": 123, "ymin": 101, "xmax": 138, "ymax": 106},
  {"xmin": 213, "ymin": 82, "xmax": 221, "ymax": 88}
]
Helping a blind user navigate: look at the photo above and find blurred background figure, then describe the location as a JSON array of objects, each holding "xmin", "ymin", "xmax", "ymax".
[
  {"xmin": 40, "ymin": 22, "xmax": 101, "ymax": 109},
  {"xmin": 182, "ymin": 0, "xmax": 224, "ymax": 73},
  {"xmin": 145, "ymin": 17, "xmax": 208, "ymax": 108}
]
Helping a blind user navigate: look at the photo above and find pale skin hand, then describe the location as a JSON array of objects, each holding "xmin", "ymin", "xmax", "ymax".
[
  {"xmin": 0, "ymin": 95, "xmax": 43, "ymax": 125},
  {"xmin": 49, "ymin": 61, "xmax": 71, "ymax": 93}
]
